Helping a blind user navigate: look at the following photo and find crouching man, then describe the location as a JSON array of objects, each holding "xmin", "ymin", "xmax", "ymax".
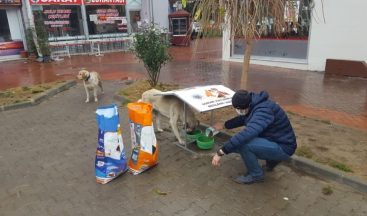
[{"xmin": 212, "ymin": 90, "xmax": 297, "ymax": 184}]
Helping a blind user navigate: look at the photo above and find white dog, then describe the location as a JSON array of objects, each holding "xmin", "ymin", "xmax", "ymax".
[
  {"xmin": 77, "ymin": 70, "xmax": 104, "ymax": 103},
  {"xmin": 140, "ymin": 89, "xmax": 199, "ymax": 144}
]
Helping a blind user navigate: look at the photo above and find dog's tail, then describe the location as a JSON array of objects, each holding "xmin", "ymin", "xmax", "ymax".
[
  {"xmin": 95, "ymin": 73, "xmax": 103, "ymax": 93},
  {"xmin": 98, "ymin": 80, "xmax": 104, "ymax": 93}
]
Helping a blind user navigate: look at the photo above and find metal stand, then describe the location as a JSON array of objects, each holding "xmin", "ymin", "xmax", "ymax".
[
  {"xmin": 91, "ymin": 42, "xmax": 103, "ymax": 56},
  {"xmin": 174, "ymin": 102, "xmax": 215, "ymax": 155},
  {"xmin": 175, "ymin": 102, "xmax": 198, "ymax": 154},
  {"xmin": 156, "ymin": 85, "xmax": 234, "ymax": 154},
  {"xmin": 210, "ymin": 110, "xmax": 214, "ymax": 126}
]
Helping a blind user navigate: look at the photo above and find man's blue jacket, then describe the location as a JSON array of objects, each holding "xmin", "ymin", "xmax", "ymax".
[{"xmin": 222, "ymin": 91, "xmax": 297, "ymax": 156}]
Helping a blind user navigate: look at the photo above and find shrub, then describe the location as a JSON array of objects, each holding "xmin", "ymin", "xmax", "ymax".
[{"xmin": 130, "ymin": 24, "xmax": 171, "ymax": 87}]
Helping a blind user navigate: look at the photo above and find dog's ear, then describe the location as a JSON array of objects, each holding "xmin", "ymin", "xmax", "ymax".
[
  {"xmin": 77, "ymin": 71, "xmax": 82, "ymax": 79},
  {"xmin": 197, "ymin": 120, "xmax": 200, "ymax": 128},
  {"xmin": 80, "ymin": 70, "xmax": 88, "ymax": 79}
]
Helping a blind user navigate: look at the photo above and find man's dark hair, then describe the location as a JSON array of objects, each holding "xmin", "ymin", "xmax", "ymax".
[{"xmin": 232, "ymin": 90, "xmax": 251, "ymax": 109}]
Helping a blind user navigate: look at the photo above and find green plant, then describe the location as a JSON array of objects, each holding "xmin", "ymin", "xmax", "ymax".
[
  {"xmin": 317, "ymin": 119, "xmax": 332, "ymax": 125},
  {"xmin": 34, "ymin": 12, "xmax": 51, "ymax": 57},
  {"xmin": 322, "ymin": 185, "xmax": 333, "ymax": 195},
  {"xmin": 130, "ymin": 24, "xmax": 171, "ymax": 87},
  {"xmin": 0, "ymin": 91, "xmax": 14, "ymax": 98},
  {"xmin": 329, "ymin": 161, "xmax": 353, "ymax": 173},
  {"xmin": 21, "ymin": 86, "xmax": 31, "ymax": 91},
  {"xmin": 25, "ymin": 28, "xmax": 37, "ymax": 55},
  {"xmin": 295, "ymin": 146, "xmax": 314, "ymax": 159},
  {"xmin": 286, "ymin": 111, "xmax": 296, "ymax": 116}
]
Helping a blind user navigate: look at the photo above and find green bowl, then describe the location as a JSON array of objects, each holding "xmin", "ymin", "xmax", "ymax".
[
  {"xmin": 196, "ymin": 135, "xmax": 214, "ymax": 150},
  {"xmin": 186, "ymin": 129, "xmax": 202, "ymax": 140}
]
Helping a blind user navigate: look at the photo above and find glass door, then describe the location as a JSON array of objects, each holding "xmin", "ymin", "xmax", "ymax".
[{"xmin": 0, "ymin": 10, "xmax": 11, "ymax": 42}]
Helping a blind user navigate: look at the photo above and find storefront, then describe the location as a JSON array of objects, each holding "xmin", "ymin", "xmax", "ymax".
[
  {"xmin": 30, "ymin": 0, "xmax": 85, "ymax": 41},
  {"xmin": 0, "ymin": 0, "xmax": 25, "ymax": 60},
  {"xmin": 125, "ymin": 0, "xmax": 141, "ymax": 33},
  {"xmin": 85, "ymin": 0, "xmax": 128, "ymax": 38},
  {"xmin": 28, "ymin": 0, "xmax": 129, "ymax": 56}
]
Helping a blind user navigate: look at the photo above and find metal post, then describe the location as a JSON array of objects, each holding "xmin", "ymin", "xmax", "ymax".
[
  {"xmin": 184, "ymin": 102, "xmax": 187, "ymax": 148},
  {"xmin": 150, "ymin": 0, "xmax": 154, "ymax": 23},
  {"xmin": 81, "ymin": 4, "xmax": 89, "ymax": 40},
  {"xmin": 210, "ymin": 110, "xmax": 214, "ymax": 126}
]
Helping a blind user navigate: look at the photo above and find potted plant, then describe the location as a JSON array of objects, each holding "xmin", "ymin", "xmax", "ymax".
[{"xmin": 19, "ymin": 50, "xmax": 28, "ymax": 58}]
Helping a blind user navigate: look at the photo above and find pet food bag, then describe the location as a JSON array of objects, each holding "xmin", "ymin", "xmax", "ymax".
[
  {"xmin": 127, "ymin": 102, "xmax": 158, "ymax": 175},
  {"xmin": 95, "ymin": 104, "xmax": 128, "ymax": 184}
]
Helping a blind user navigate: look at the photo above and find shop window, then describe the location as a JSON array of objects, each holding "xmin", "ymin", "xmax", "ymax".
[
  {"xmin": 86, "ymin": 5, "xmax": 127, "ymax": 36},
  {"xmin": 231, "ymin": 0, "xmax": 312, "ymax": 60},
  {"xmin": 172, "ymin": 18, "xmax": 187, "ymax": 35},
  {"xmin": 129, "ymin": 10, "xmax": 140, "ymax": 33},
  {"xmin": 32, "ymin": 5, "xmax": 84, "ymax": 40},
  {"xmin": 0, "ymin": 10, "xmax": 11, "ymax": 42}
]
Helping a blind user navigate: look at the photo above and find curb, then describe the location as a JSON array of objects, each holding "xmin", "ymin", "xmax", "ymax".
[
  {"xmin": 1, "ymin": 80, "xmax": 76, "ymax": 112},
  {"xmin": 113, "ymin": 94, "xmax": 367, "ymax": 192},
  {"xmin": 287, "ymin": 155, "xmax": 367, "ymax": 192},
  {"xmin": 1, "ymin": 101, "xmax": 33, "ymax": 111},
  {"xmin": 215, "ymin": 127, "xmax": 367, "ymax": 193},
  {"xmin": 113, "ymin": 94, "xmax": 130, "ymax": 104}
]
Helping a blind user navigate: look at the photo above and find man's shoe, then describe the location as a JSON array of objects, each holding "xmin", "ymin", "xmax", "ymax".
[
  {"xmin": 233, "ymin": 174, "xmax": 265, "ymax": 184},
  {"xmin": 263, "ymin": 161, "xmax": 281, "ymax": 172},
  {"xmin": 262, "ymin": 164, "xmax": 275, "ymax": 172},
  {"xmin": 243, "ymin": 161, "xmax": 280, "ymax": 176}
]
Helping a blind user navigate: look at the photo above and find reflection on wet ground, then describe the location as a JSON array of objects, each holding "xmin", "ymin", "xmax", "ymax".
[{"xmin": 0, "ymin": 38, "xmax": 366, "ymax": 130}]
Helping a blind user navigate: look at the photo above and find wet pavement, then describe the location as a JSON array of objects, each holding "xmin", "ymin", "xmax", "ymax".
[
  {"xmin": 1, "ymin": 81, "xmax": 366, "ymax": 216},
  {"xmin": 0, "ymin": 38, "xmax": 366, "ymax": 131}
]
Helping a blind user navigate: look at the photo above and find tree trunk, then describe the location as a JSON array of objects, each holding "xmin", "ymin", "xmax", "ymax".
[
  {"xmin": 32, "ymin": 30, "xmax": 42, "ymax": 57},
  {"xmin": 240, "ymin": 38, "xmax": 253, "ymax": 89}
]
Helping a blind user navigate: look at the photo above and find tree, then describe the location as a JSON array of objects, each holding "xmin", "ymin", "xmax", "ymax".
[
  {"xmin": 34, "ymin": 12, "xmax": 51, "ymax": 59},
  {"xmin": 194, "ymin": 0, "xmax": 314, "ymax": 89},
  {"xmin": 25, "ymin": 28, "xmax": 37, "ymax": 56},
  {"xmin": 131, "ymin": 24, "xmax": 171, "ymax": 87}
]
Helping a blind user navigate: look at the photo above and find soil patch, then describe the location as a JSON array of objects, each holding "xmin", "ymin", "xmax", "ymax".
[
  {"xmin": 0, "ymin": 81, "xmax": 67, "ymax": 106},
  {"xmin": 118, "ymin": 80, "xmax": 367, "ymax": 180}
]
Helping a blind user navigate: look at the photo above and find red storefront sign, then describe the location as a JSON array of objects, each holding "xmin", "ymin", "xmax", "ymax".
[
  {"xmin": 29, "ymin": 0, "xmax": 125, "ymax": 5},
  {"xmin": 0, "ymin": 0, "xmax": 22, "ymax": 6},
  {"xmin": 84, "ymin": 0, "xmax": 125, "ymax": 5},
  {"xmin": 29, "ymin": 0, "xmax": 82, "ymax": 5}
]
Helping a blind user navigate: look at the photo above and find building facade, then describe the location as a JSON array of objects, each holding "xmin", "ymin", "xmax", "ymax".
[
  {"xmin": 222, "ymin": 0, "xmax": 367, "ymax": 71},
  {"xmin": 0, "ymin": 0, "xmax": 176, "ymax": 60},
  {"xmin": 0, "ymin": 0, "xmax": 26, "ymax": 60}
]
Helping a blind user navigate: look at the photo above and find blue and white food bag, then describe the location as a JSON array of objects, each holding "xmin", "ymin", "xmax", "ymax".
[{"xmin": 95, "ymin": 104, "xmax": 127, "ymax": 184}]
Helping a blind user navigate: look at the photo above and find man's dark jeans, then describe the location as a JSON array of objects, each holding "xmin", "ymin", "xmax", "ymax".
[{"xmin": 235, "ymin": 138, "xmax": 290, "ymax": 177}]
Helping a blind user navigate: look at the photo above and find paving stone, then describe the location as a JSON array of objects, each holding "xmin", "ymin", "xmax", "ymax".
[{"xmin": 0, "ymin": 81, "xmax": 366, "ymax": 216}]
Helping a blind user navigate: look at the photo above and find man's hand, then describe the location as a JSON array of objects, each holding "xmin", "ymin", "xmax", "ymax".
[
  {"xmin": 212, "ymin": 154, "xmax": 221, "ymax": 167},
  {"xmin": 213, "ymin": 122, "xmax": 224, "ymax": 131}
]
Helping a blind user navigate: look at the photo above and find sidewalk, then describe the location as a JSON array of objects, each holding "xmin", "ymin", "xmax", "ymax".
[
  {"xmin": 0, "ymin": 38, "xmax": 366, "ymax": 131},
  {"xmin": 0, "ymin": 81, "xmax": 366, "ymax": 216}
]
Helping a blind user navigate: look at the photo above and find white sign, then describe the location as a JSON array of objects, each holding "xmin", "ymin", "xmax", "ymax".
[
  {"xmin": 89, "ymin": 14, "xmax": 97, "ymax": 22},
  {"xmin": 107, "ymin": 16, "xmax": 126, "ymax": 22},
  {"xmin": 159, "ymin": 85, "xmax": 235, "ymax": 112}
]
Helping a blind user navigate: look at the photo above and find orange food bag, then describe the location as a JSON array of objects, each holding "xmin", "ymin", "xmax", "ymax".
[{"xmin": 127, "ymin": 102, "xmax": 158, "ymax": 175}]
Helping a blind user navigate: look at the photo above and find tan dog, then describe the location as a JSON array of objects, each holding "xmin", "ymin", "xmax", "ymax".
[
  {"xmin": 140, "ymin": 89, "xmax": 199, "ymax": 144},
  {"xmin": 77, "ymin": 70, "xmax": 104, "ymax": 103}
]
